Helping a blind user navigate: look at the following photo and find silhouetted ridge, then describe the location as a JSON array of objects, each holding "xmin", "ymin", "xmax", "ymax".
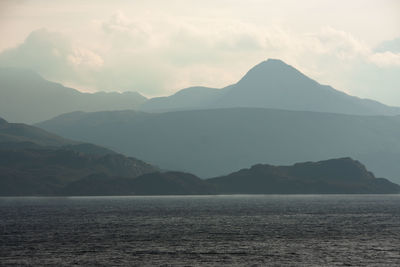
[
  {"xmin": 37, "ymin": 108, "xmax": 400, "ymax": 182},
  {"xmin": 0, "ymin": 68, "xmax": 147, "ymax": 123},
  {"xmin": 139, "ymin": 58, "xmax": 400, "ymax": 115},
  {"xmin": 237, "ymin": 58, "xmax": 311, "ymax": 85},
  {"xmin": 0, "ymin": 148, "xmax": 158, "ymax": 196},
  {"xmin": 207, "ymin": 157, "xmax": 400, "ymax": 194},
  {"xmin": 290, "ymin": 157, "xmax": 375, "ymax": 180},
  {"xmin": 0, "ymin": 117, "xmax": 7, "ymax": 125}
]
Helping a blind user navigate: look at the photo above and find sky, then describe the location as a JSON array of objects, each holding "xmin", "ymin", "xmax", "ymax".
[{"xmin": 0, "ymin": 0, "xmax": 399, "ymax": 105}]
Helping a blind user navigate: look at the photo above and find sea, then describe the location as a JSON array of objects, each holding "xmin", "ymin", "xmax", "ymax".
[{"xmin": 1, "ymin": 195, "xmax": 400, "ymax": 266}]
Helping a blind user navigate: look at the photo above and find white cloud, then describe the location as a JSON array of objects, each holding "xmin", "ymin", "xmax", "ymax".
[
  {"xmin": 368, "ymin": 52, "xmax": 400, "ymax": 67},
  {"xmin": 0, "ymin": 28, "xmax": 104, "ymax": 86},
  {"xmin": 0, "ymin": 10, "xmax": 399, "ymax": 104}
]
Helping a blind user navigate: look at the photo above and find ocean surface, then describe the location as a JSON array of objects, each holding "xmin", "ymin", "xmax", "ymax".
[{"xmin": 1, "ymin": 195, "xmax": 400, "ymax": 266}]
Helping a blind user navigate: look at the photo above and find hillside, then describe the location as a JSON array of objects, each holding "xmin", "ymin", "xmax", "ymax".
[
  {"xmin": 141, "ymin": 59, "xmax": 400, "ymax": 116},
  {"xmin": 208, "ymin": 158, "xmax": 400, "ymax": 194},
  {"xmin": 37, "ymin": 108, "xmax": 400, "ymax": 183},
  {"xmin": 0, "ymin": 68, "xmax": 147, "ymax": 123},
  {"xmin": 61, "ymin": 171, "xmax": 216, "ymax": 196},
  {"xmin": 1, "ymin": 117, "xmax": 398, "ymax": 195},
  {"xmin": 0, "ymin": 148, "xmax": 157, "ymax": 196},
  {"xmin": 1, "ymin": 155, "xmax": 398, "ymax": 196},
  {"xmin": 0, "ymin": 117, "xmax": 158, "ymax": 195}
]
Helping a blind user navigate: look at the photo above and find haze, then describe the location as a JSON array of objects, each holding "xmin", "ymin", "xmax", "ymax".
[{"xmin": 0, "ymin": 0, "xmax": 399, "ymax": 105}]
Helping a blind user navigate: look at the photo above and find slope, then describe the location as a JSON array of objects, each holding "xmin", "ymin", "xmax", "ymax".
[
  {"xmin": 0, "ymin": 67, "xmax": 147, "ymax": 123},
  {"xmin": 37, "ymin": 108, "xmax": 400, "ymax": 183},
  {"xmin": 140, "ymin": 59, "xmax": 400, "ymax": 116}
]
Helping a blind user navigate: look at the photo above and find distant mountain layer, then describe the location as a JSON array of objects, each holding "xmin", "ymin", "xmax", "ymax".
[
  {"xmin": 141, "ymin": 59, "xmax": 400, "ymax": 116},
  {"xmin": 0, "ymin": 68, "xmax": 147, "ymax": 123},
  {"xmin": 0, "ymin": 116, "xmax": 115, "ymax": 155},
  {"xmin": 37, "ymin": 109, "xmax": 400, "ymax": 183},
  {"xmin": 1, "ymin": 155, "xmax": 398, "ymax": 196},
  {"xmin": 0, "ymin": 148, "xmax": 157, "ymax": 196},
  {"xmin": 3, "ymin": 59, "xmax": 400, "ymax": 124},
  {"xmin": 0, "ymin": 117, "xmax": 158, "ymax": 196},
  {"xmin": 0, "ymin": 116, "xmax": 73, "ymax": 146}
]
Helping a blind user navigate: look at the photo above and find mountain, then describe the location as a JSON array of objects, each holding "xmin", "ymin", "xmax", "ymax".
[
  {"xmin": 0, "ymin": 68, "xmax": 147, "ymax": 123},
  {"xmin": 0, "ymin": 148, "xmax": 157, "ymax": 196},
  {"xmin": 1, "ymin": 117, "xmax": 398, "ymax": 195},
  {"xmin": 140, "ymin": 86, "xmax": 226, "ymax": 112},
  {"xmin": 61, "ymin": 171, "xmax": 216, "ymax": 196},
  {"xmin": 2, "ymin": 154, "xmax": 398, "ymax": 196},
  {"xmin": 141, "ymin": 59, "xmax": 400, "ymax": 116},
  {"xmin": 0, "ymin": 115, "xmax": 74, "ymax": 146},
  {"xmin": 207, "ymin": 158, "xmax": 400, "ymax": 194},
  {"xmin": 0, "ymin": 116, "xmax": 115, "ymax": 155},
  {"xmin": 36, "ymin": 109, "xmax": 400, "ymax": 183},
  {"xmin": 0, "ymin": 117, "xmax": 158, "ymax": 196}
]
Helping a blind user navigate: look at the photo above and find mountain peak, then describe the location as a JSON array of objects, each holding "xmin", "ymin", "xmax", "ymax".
[
  {"xmin": 264, "ymin": 58, "xmax": 288, "ymax": 65},
  {"xmin": 238, "ymin": 58, "xmax": 308, "ymax": 85},
  {"xmin": 251, "ymin": 58, "xmax": 294, "ymax": 70}
]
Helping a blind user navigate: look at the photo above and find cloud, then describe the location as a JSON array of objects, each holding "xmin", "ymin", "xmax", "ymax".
[
  {"xmin": 374, "ymin": 37, "xmax": 400, "ymax": 53},
  {"xmin": 101, "ymin": 10, "xmax": 152, "ymax": 50},
  {"xmin": 0, "ymin": 28, "xmax": 104, "ymax": 89},
  {"xmin": 368, "ymin": 52, "xmax": 400, "ymax": 67},
  {"xmin": 368, "ymin": 38, "xmax": 400, "ymax": 67},
  {"xmin": 0, "ymin": 11, "xmax": 399, "ymax": 104}
]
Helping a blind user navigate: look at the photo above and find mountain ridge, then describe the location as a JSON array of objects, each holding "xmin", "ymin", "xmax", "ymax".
[
  {"xmin": 207, "ymin": 157, "xmax": 399, "ymax": 194},
  {"xmin": 1, "ymin": 155, "xmax": 398, "ymax": 196},
  {"xmin": 0, "ymin": 117, "xmax": 158, "ymax": 196},
  {"xmin": 0, "ymin": 68, "xmax": 147, "ymax": 123},
  {"xmin": 141, "ymin": 59, "xmax": 400, "ymax": 116},
  {"xmin": 36, "ymin": 108, "xmax": 400, "ymax": 183}
]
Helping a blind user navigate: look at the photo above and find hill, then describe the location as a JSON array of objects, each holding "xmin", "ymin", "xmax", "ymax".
[
  {"xmin": 0, "ymin": 148, "xmax": 157, "ymax": 196},
  {"xmin": 1, "ymin": 155, "xmax": 398, "ymax": 195},
  {"xmin": 0, "ymin": 116, "xmax": 115, "ymax": 155},
  {"xmin": 141, "ymin": 59, "xmax": 400, "ymax": 116},
  {"xmin": 60, "ymin": 171, "xmax": 216, "ymax": 196},
  {"xmin": 208, "ymin": 158, "xmax": 400, "ymax": 194},
  {"xmin": 0, "ymin": 117, "xmax": 158, "ymax": 195},
  {"xmin": 0, "ymin": 68, "xmax": 147, "ymax": 123},
  {"xmin": 1, "ymin": 118, "xmax": 397, "ymax": 195},
  {"xmin": 36, "ymin": 108, "xmax": 400, "ymax": 184}
]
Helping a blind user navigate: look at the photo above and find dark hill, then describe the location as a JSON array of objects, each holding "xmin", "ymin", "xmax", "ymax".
[
  {"xmin": 0, "ymin": 148, "xmax": 157, "ymax": 196},
  {"xmin": 60, "ymin": 171, "xmax": 216, "ymax": 196},
  {"xmin": 1, "ymin": 121, "xmax": 398, "ymax": 196},
  {"xmin": 0, "ymin": 116, "xmax": 116, "ymax": 155},
  {"xmin": 0, "ymin": 117, "xmax": 158, "ymax": 196},
  {"xmin": 0, "ymin": 116, "xmax": 74, "ymax": 147},
  {"xmin": 207, "ymin": 158, "xmax": 400, "ymax": 194},
  {"xmin": 37, "ymin": 108, "xmax": 400, "ymax": 184}
]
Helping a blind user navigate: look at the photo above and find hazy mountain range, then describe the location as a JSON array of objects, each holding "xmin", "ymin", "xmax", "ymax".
[
  {"xmin": 29, "ymin": 59, "xmax": 400, "ymax": 184},
  {"xmin": 140, "ymin": 59, "xmax": 400, "ymax": 116},
  {"xmin": 0, "ymin": 68, "xmax": 147, "ymax": 124},
  {"xmin": 2, "ymin": 58, "xmax": 400, "ymax": 194},
  {"xmin": 37, "ymin": 108, "xmax": 400, "ymax": 183},
  {"xmin": 2, "ymin": 59, "xmax": 400, "ymax": 124},
  {"xmin": 1, "ymin": 117, "xmax": 398, "ymax": 195},
  {"xmin": 0, "ymin": 117, "xmax": 157, "ymax": 195}
]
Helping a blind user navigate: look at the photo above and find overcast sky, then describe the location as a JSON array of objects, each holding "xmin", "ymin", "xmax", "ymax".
[{"xmin": 0, "ymin": 0, "xmax": 399, "ymax": 105}]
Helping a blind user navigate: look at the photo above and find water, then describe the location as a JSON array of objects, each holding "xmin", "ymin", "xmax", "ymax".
[{"xmin": 1, "ymin": 195, "xmax": 400, "ymax": 266}]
